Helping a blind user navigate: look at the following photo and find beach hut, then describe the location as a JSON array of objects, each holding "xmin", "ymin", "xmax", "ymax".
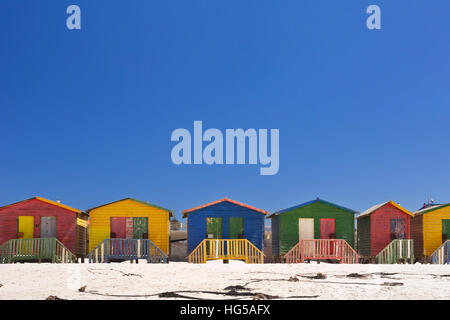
[
  {"xmin": 357, "ymin": 201, "xmax": 414, "ymax": 263},
  {"xmin": 0, "ymin": 197, "xmax": 87, "ymax": 263},
  {"xmin": 268, "ymin": 198, "xmax": 358, "ymax": 263},
  {"xmin": 183, "ymin": 198, "xmax": 268, "ymax": 264},
  {"xmin": 87, "ymin": 198, "xmax": 172, "ymax": 263},
  {"xmin": 412, "ymin": 203, "xmax": 450, "ymax": 264}
]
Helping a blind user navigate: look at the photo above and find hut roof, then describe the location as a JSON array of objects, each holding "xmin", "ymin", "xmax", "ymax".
[
  {"xmin": 414, "ymin": 203, "xmax": 450, "ymax": 216},
  {"xmin": 356, "ymin": 200, "xmax": 413, "ymax": 219},
  {"xmin": 268, "ymin": 198, "xmax": 357, "ymax": 218},
  {"xmin": 86, "ymin": 198, "xmax": 173, "ymax": 217},
  {"xmin": 182, "ymin": 198, "xmax": 268, "ymax": 218},
  {"xmin": 0, "ymin": 196, "xmax": 83, "ymax": 214}
]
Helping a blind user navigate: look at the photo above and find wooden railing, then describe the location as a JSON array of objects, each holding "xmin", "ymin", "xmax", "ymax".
[
  {"xmin": 284, "ymin": 239, "xmax": 359, "ymax": 264},
  {"xmin": 431, "ymin": 240, "xmax": 450, "ymax": 264},
  {"xmin": 188, "ymin": 239, "xmax": 264, "ymax": 264},
  {"xmin": 88, "ymin": 238, "xmax": 168, "ymax": 263},
  {"xmin": 0, "ymin": 238, "xmax": 76, "ymax": 264},
  {"xmin": 376, "ymin": 239, "xmax": 414, "ymax": 264}
]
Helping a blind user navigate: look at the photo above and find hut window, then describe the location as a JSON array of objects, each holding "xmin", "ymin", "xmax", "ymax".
[{"xmin": 390, "ymin": 219, "xmax": 406, "ymax": 239}]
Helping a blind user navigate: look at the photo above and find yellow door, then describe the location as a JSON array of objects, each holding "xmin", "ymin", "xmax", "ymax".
[{"xmin": 18, "ymin": 216, "xmax": 34, "ymax": 238}]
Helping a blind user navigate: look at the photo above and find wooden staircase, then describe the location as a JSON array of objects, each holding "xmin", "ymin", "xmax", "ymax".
[
  {"xmin": 284, "ymin": 239, "xmax": 359, "ymax": 264},
  {"xmin": 376, "ymin": 239, "xmax": 414, "ymax": 264},
  {"xmin": 431, "ymin": 240, "xmax": 450, "ymax": 264},
  {"xmin": 88, "ymin": 238, "xmax": 168, "ymax": 263},
  {"xmin": 0, "ymin": 238, "xmax": 76, "ymax": 264},
  {"xmin": 188, "ymin": 239, "xmax": 264, "ymax": 264}
]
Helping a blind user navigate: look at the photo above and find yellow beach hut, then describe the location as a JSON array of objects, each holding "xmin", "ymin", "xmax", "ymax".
[
  {"xmin": 87, "ymin": 198, "xmax": 173, "ymax": 263},
  {"xmin": 412, "ymin": 203, "xmax": 450, "ymax": 263}
]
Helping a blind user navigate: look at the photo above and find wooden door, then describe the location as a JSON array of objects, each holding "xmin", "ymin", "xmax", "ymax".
[
  {"xmin": 206, "ymin": 217, "xmax": 223, "ymax": 258},
  {"xmin": 320, "ymin": 218, "xmax": 336, "ymax": 239},
  {"xmin": 228, "ymin": 217, "xmax": 244, "ymax": 239},
  {"xmin": 442, "ymin": 220, "xmax": 450, "ymax": 243},
  {"xmin": 133, "ymin": 217, "xmax": 148, "ymax": 239},
  {"xmin": 206, "ymin": 217, "xmax": 223, "ymax": 239},
  {"xmin": 298, "ymin": 218, "xmax": 314, "ymax": 240},
  {"xmin": 390, "ymin": 218, "xmax": 406, "ymax": 239},
  {"xmin": 125, "ymin": 217, "xmax": 133, "ymax": 239},
  {"xmin": 18, "ymin": 216, "xmax": 34, "ymax": 239},
  {"xmin": 110, "ymin": 217, "xmax": 126, "ymax": 238},
  {"xmin": 40, "ymin": 216, "xmax": 57, "ymax": 238}
]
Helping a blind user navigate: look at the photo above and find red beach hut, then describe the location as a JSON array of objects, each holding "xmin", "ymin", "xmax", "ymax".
[
  {"xmin": 0, "ymin": 197, "xmax": 88, "ymax": 263},
  {"xmin": 357, "ymin": 201, "xmax": 414, "ymax": 263}
]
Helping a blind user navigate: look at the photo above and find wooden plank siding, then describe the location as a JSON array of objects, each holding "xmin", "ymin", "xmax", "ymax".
[
  {"xmin": 411, "ymin": 213, "xmax": 424, "ymax": 259},
  {"xmin": 184, "ymin": 200, "xmax": 266, "ymax": 254},
  {"xmin": 270, "ymin": 200, "xmax": 356, "ymax": 257},
  {"xmin": 271, "ymin": 215, "xmax": 280, "ymax": 257},
  {"xmin": 76, "ymin": 213, "xmax": 89, "ymax": 257},
  {"xmin": 0, "ymin": 198, "xmax": 86, "ymax": 256},
  {"xmin": 88, "ymin": 199, "xmax": 171, "ymax": 254},
  {"xmin": 356, "ymin": 215, "xmax": 371, "ymax": 257}
]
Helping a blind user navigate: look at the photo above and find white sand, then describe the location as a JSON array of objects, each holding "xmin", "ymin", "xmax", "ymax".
[{"xmin": 0, "ymin": 261, "xmax": 449, "ymax": 300}]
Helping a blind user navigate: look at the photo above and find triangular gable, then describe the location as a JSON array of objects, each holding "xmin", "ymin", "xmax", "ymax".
[
  {"xmin": 0, "ymin": 196, "xmax": 82, "ymax": 214},
  {"xmin": 414, "ymin": 203, "xmax": 450, "ymax": 216},
  {"xmin": 182, "ymin": 198, "xmax": 268, "ymax": 218},
  {"xmin": 86, "ymin": 198, "xmax": 173, "ymax": 217},
  {"xmin": 268, "ymin": 198, "xmax": 357, "ymax": 218},
  {"xmin": 357, "ymin": 200, "xmax": 413, "ymax": 219}
]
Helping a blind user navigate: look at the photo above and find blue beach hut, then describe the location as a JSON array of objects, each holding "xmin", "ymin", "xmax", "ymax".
[{"xmin": 182, "ymin": 198, "xmax": 268, "ymax": 263}]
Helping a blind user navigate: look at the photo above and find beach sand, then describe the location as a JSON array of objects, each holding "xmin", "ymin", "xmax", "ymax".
[{"xmin": 0, "ymin": 261, "xmax": 449, "ymax": 300}]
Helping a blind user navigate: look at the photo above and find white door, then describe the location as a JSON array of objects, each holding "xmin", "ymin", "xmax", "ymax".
[
  {"xmin": 298, "ymin": 218, "xmax": 314, "ymax": 240},
  {"xmin": 298, "ymin": 218, "xmax": 315, "ymax": 256},
  {"xmin": 40, "ymin": 216, "xmax": 57, "ymax": 238}
]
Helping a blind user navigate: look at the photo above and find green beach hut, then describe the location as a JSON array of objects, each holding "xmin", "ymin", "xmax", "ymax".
[{"xmin": 268, "ymin": 198, "xmax": 358, "ymax": 262}]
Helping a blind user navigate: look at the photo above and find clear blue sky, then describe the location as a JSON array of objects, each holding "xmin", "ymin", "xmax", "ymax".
[{"xmin": 1, "ymin": 1, "xmax": 450, "ymax": 222}]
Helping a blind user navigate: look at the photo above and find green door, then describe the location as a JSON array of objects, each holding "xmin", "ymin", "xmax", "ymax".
[
  {"xmin": 228, "ymin": 218, "xmax": 244, "ymax": 239},
  {"xmin": 133, "ymin": 217, "xmax": 148, "ymax": 239},
  {"xmin": 206, "ymin": 217, "xmax": 223, "ymax": 239},
  {"xmin": 442, "ymin": 220, "xmax": 450, "ymax": 242}
]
